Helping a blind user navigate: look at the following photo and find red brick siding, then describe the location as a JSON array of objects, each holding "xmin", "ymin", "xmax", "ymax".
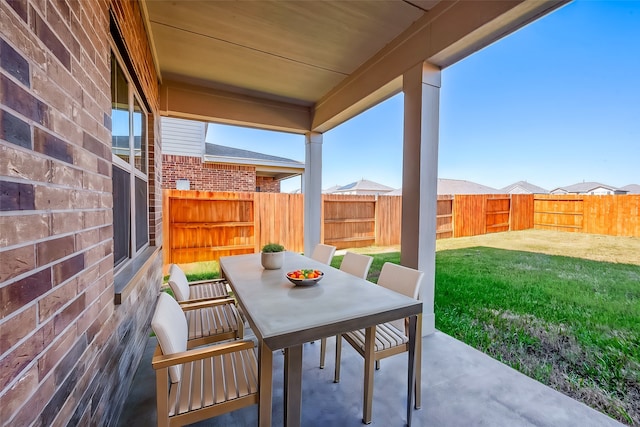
[
  {"xmin": 162, "ymin": 154, "xmax": 258, "ymax": 192},
  {"xmin": 0, "ymin": 0, "xmax": 161, "ymax": 425},
  {"xmin": 256, "ymin": 175, "xmax": 281, "ymax": 193},
  {"xmin": 162, "ymin": 154, "xmax": 283, "ymax": 193}
]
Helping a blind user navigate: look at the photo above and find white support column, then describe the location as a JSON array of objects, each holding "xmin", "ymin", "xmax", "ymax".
[
  {"xmin": 401, "ymin": 62, "xmax": 441, "ymax": 336},
  {"xmin": 304, "ymin": 132, "xmax": 323, "ymax": 257}
]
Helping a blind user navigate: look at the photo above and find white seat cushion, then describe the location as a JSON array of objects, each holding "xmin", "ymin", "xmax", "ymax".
[
  {"xmin": 168, "ymin": 264, "xmax": 191, "ymax": 302},
  {"xmin": 152, "ymin": 293, "xmax": 188, "ymax": 383}
]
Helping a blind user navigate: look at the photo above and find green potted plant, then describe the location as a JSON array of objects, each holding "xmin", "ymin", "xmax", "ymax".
[{"xmin": 261, "ymin": 243, "xmax": 285, "ymax": 270}]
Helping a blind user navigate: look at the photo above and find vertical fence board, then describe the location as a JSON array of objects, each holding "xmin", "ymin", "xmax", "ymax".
[
  {"xmin": 323, "ymin": 195, "xmax": 376, "ymax": 249},
  {"xmin": 436, "ymin": 195, "xmax": 454, "ymax": 239},
  {"xmin": 534, "ymin": 195, "xmax": 584, "ymax": 232},
  {"xmin": 510, "ymin": 194, "xmax": 534, "ymax": 230},
  {"xmin": 453, "ymin": 194, "xmax": 487, "ymax": 237},
  {"xmin": 254, "ymin": 192, "xmax": 304, "ymax": 253},
  {"xmin": 486, "ymin": 195, "xmax": 510, "ymax": 234},
  {"xmin": 376, "ymin": 195, "xmax": 402, "ymax": 246}
]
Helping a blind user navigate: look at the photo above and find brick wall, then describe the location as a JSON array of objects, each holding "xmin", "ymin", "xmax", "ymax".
[
  {"xmin": 163, "ymin": 154, "xmax": 258, "ymax": 192},
  {"xmin": 0, "ymin": 0, "xmax": 161, "ymax": 425},
  {"xmin": 256, "ymin": 175, "xmax": 281, "ymax": 193}
]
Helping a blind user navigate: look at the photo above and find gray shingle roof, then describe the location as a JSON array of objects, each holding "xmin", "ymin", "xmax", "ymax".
[
  {"xmin": 322, "ymin": 185, "xmax": 343, "ymax": 194},
  {"xmin": 385, "ymin": 179, "xmax": 501, "ymax": 196},
  {"xmin": 551, "ymin": 181, "xmax": 622, "ymax": 193},
  {"xmin": 205, "ymin": 143, "xmax": 303, "ymax": 166},
  {"xmin": 333, "ymin": 179, "xmax": 394, "ymax": 193},
  {"xmin": 501, "ymin": 181, "xmax": 548, "ymax": 194},
  {"xmin": 437, "ymin": 179, "xmax": 500, "ymax": 195},
  {"xmin": 620, "ymin": 184, "xmax": 640, "ymax": 194}
]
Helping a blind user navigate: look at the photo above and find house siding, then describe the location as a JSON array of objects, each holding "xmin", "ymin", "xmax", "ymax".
[
  {"xmin": 161, "ymin": 116, "xmax": 204, "ymax": 156},
  {"xmin": 1, "ymin": 1, "xmax": 161, "ymax": 426}
]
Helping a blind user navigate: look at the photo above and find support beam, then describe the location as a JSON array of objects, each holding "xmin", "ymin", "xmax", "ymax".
[
  {"xmin": 312, "ymin": 0, "xmax": 567, "ymax": 132},
  {"xmin": 401, "ymin": 62, "xmax": 440, "ymax": 336},
  {"xmin": 304, "ymin": 132, "xmax": 323, "ymax": 257},
  {"xmin": 159, "ymin": 80, "xmax": 311, "ymax": 134}
]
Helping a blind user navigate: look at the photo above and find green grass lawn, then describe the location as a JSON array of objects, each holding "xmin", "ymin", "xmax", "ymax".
[
  {"xmin": 332, "ymin": 248, "xmax": 640, "ymax": 425},
  {"xmin": 434, "ymin": 247, "xmax": 639, "ymax": 425},
  {"xmin": 175, "ymin": 245, "xmax": 640, "ymax": 425}
]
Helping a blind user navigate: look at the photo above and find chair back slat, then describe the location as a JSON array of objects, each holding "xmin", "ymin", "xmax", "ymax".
[
  {"xmin": 340, "ymin": 252, "xmax": 373, "ymax": 279},
  {"xmin": 377, "ymin": 263, "xmax": 423, "ymax": 331},
  {"xmin": 311, "ymin": 244, "xmax": 337, "ymax": 264},
  {"xmin": 377, "ymin": 263, "xmax": 423, "ymax": 299},
  {"xmin": 168, "ymin": 264, "xmax": 191, "ymax": 301}
]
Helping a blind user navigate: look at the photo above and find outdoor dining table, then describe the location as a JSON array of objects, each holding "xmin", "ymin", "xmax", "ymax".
[{"xmin": 219, "ymin": 251, "xmax": 423, "ymax": 427}]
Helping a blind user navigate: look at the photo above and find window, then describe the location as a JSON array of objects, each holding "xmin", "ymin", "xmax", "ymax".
[{"xmin": 111, "ymin": 51, "xmax": 149, "ymax": 267}]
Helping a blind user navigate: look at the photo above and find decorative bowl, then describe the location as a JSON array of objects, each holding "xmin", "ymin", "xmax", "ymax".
[{"xmin": 286, "ymin": 269, "xmax": 324, "ymax": 286}]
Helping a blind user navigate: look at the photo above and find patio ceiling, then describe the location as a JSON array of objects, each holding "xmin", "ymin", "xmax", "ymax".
[{"xmin": 142, "ymin": 0, "xmax": 567, "ymax": 133}]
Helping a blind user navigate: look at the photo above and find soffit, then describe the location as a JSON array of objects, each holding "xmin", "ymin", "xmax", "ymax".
[
  {"xmin": 142, "ymin": 0, "xmax": 567, "ymax": 132},
  {"xmin": 144, "ymin": 0, "xmax": 432, "ymax": 105}
]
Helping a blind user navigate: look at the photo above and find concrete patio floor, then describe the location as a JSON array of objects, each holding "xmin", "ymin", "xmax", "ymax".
[{"xmin": 118, "ymin": 330, "xmax": 622, "ymax": 427}]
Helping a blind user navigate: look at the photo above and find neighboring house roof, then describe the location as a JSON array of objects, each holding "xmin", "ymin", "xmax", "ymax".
[
  {"xmin": 332, "ymin": 179, "xmax": 394, "ymax": 194},
  {"xmin": 620, "ymin": 184, "xmax": 640, "ymax": 194},
  {"xmin": 322, "ymin": 185, "xmax": 342, "ymax": 194},
  {"xmin": 550, "ymin": 181, "xmax": 627, "ymax": 194},
  {"xmin": 204, "ymin": 143, "xmax": 304, "ymax": 181},
  {"xmin": 383, "ymin": 179, "xmax": 501, "ymax": 196},
  {"xmin": 438, "ymin": 178, "xmax": 500, "ymax": 195},
  {"xmin": 501, "ymin": 181, "xmax": 548, "ymax": 194}
]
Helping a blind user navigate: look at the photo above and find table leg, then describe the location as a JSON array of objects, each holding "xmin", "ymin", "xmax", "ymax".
[
  {"xmin": 363, "ymin": 325, "xmax": 376, "ymax": 424},
  {"xmin": 415, "ymin": 313, "xmax": 422, "ymax": 409},
  {"xmin": 259, "ymin": 340, "xmax": 273, "ymax": 427},
  {"xmin": 284, "ymin": 344, "xmax": 303, "ymax": 427},
  {"xmin": 407, "ymin": 315, "xmax": 417, "ymax": 427}
]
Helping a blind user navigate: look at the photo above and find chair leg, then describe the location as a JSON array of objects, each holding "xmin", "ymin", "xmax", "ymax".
[
  {"xmin": 363, "ymin": 326, "xmax": 376, "ymax": 424},
  {"xmin": 156, "ymin": 367, "xmax": 169, "ymax": 427},
  {"xmin": 334, "ymin": 335, "xmax": 342, "ymax": 383},
  {"xmin": 320, "ymin": 337, "xmax": 327, "ymax": 368}
]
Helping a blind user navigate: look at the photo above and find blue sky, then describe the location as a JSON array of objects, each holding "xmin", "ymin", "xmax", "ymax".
[{"xmin": 206, "ymin": 1, "xmax": 640, "ymax": 193}]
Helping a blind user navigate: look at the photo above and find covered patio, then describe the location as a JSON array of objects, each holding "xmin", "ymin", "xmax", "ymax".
[
  {"xmin": 2, "ymin": 0, "xmax": 604, "ymax": 426},
  {"xmin": 119, "ymin": 331, "xmax": 621, "ymax": 426},
  {"xmin": 146, "ymin": 0, "xmax": 571, "ymax": 337}
]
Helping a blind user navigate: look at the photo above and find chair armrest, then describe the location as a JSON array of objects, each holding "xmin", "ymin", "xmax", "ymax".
[
  {"xmin": 187, "ymin": 278, "xmax": 226, "ymax": 286},
  {"xmin": 179, "ymin": 297, "xmax": 236, "ymax": 311},
  {"xmin": 152, "ymin": 340, "xmax": 255, "ymax": 370}
]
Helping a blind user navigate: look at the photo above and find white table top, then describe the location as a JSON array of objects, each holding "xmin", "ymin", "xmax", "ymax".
[{"xmin": 220, "ymin": 251, "xmax": 422, "ymax": 350}]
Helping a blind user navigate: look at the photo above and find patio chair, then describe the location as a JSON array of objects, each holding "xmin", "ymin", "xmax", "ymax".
[
  {"xmin": 334, "ymin": 262, "xmax": 424, "ymax": 424},
  {"xmin": 320, "ymin": 252, "xmax": 373, "ymax": 368},
  {"xmin": 168, "ymin": 263, "xmax": 229, "ymax": 302},
  {"xmin": 151, "ymin": 293, "xmax": 258, "ymax": 427},
  {"xmin": 168, "ymin": 265, "xmax": 244, "ymax": 346},
  {"xmin": 310, "ymin": 243, "xmax": 336, "ymax": 265}
]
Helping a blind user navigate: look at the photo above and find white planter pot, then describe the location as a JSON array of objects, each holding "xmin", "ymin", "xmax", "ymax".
[{"xmin": 261, "ymin": 251, "xmax": 284, "ymax": 270}]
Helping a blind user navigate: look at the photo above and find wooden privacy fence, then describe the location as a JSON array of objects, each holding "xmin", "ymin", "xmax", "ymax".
[
  {"xmin": 163, "ymin": 190, "xmax": 304, "ymax": 265},
  {"xmin": 163, "ymin": 190, "xmax": 640, "ymax": 266},
  {"xmin": 533, "ymin": 194, "xmax": 640, "ymax": 237}
]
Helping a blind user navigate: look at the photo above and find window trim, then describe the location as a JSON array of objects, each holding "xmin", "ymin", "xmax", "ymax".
[{"xmin": 110, "ymin": 45, "xmax": 150, "ymax": 273}]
